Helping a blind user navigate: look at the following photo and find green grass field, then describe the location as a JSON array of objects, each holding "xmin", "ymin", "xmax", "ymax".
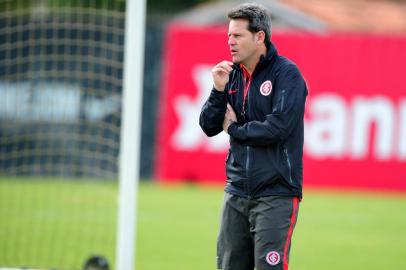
[{"xmin": 1, "ymin": 178, "xmax": 406, "ymax": 270}]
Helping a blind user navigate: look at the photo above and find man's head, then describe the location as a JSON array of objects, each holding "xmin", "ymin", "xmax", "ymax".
[
  {"xmin": 82, "ymin": 255, "xmax": 109, "ymax": 270},
  {"xmin": 227, "ymin": 3, "xmax": 271, "ymax": 66}
]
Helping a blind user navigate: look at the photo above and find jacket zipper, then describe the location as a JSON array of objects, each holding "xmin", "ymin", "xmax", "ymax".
[
  {"xmin": 241, "ymin": 68, "xmax": 252, "ymax": 119},
  {"xmin": 245, "ymin": 145, "xmax": 251, "ymax": 198},
  {"xmin": 283, "ymin": 146, "xmax": 293, "ymax": 183}
]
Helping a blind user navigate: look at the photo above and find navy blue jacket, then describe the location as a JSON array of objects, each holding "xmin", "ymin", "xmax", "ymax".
[{"xmin": 199, "ymin": 43, "xmax": 308, "ymax": 199}]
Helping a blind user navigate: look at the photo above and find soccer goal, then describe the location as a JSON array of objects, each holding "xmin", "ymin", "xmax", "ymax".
[{"xmin": 0, "ymin": 0, "xmax": 143, "ymax": 269}]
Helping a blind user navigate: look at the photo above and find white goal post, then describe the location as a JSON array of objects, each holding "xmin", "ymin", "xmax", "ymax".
[{"xmin": 116, "ymin": 0, "xmax": 146, "ymax": 270}]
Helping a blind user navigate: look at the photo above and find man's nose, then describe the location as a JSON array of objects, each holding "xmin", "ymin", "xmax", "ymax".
[{"xmin": 228, "ymin": 37, "xmax": 235, "ymax": 46}]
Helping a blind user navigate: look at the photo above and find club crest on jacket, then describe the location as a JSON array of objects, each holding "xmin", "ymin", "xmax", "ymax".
[{"xmin": 260, "ymin": 80, "xmax": 272, "ymax": 96}]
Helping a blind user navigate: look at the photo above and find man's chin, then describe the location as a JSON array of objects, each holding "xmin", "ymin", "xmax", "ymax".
[{"xmin": 231, "ymin": 57, "xmax": 241, "ymax": 64}]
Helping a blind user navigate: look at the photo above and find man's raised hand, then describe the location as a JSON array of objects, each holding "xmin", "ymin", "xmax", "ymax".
[{"xmin": 212, "ymin": 61, "xmax": 233, "ymax": 91}]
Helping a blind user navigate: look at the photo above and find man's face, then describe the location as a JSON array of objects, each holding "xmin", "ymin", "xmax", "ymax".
[{"xmin": 228, "ymin": 19, "xmax": 258, "ymax": 65}]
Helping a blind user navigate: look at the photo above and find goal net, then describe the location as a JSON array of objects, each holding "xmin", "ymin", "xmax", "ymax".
[{"xmin": 0, "ymin": 0, "xmax": 126, "ymax": 268}]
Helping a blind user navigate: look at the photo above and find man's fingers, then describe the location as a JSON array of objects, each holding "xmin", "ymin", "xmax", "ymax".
[
  {"xmin": 212, "ymin": 61, "xmax": 233, "ymax": 92},
  {"xmin": 213, "ymin": 65, "xmax": 232, "ymax": 75},
  {"xmin": 213, "ymin": 61, "xmax": 233, "ymax": 73},
  {"xmin": 225, "ymin": 103, "xmax": 237, "ymax": 123},
  {"xmin": 212, "ymin": 66, "xmax": 231, "ymax": 75},
  {"xmin": 222, "ymin": 61, "xmax": 233, "ymax": 72},
  {"xmin": 227, "ymin": 104, "xmax": 236, "ymax": 116}
]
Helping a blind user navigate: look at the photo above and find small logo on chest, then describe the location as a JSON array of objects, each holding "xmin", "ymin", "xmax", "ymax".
[{"xmin": 260, "ymin": 80, "xmax": 272, "ymax": 96}]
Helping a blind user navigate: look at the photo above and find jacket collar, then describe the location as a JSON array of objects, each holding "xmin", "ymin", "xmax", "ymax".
[
  {"xmin": 256, "ymin": 42, "xmax": 278, "ymax": 71},
  {"xmin": 233, "ymin": 42, "xmax": 278, "ymax": 74}
]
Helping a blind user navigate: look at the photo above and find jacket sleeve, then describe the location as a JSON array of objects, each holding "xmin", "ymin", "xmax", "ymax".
[
  {"xmin": 227, "ymin": 64, "xmax": 307, "ymax": 146},
  {"xmin": 199, "ymin": 87, "xmax": 227, "ymax": 137}
]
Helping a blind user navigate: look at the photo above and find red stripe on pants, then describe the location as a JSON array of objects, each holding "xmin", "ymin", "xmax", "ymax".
[{"xmin": 283, "ymin": 197, "xmax": 299, "ymax": 270}]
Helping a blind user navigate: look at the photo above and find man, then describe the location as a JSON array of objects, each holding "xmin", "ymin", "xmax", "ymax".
[
  {"xmin": 199, "ymin": 3, "xmax": 308, "ymax": 270},
  {"xmin": 82, "ymin": 255, "xmax": 110, "ymax": 270}
]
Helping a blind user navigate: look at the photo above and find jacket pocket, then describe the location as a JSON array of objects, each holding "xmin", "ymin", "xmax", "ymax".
[
  {"xmin": 280, "ymin": 89, "xmax": 286, "ymax": 112},
  {"xmin": 283, "ymin": 146, "xmax": 293, "ymax": 183}
]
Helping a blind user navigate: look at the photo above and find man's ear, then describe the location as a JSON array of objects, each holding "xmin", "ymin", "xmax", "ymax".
[{"xmin": 256, "ymin": 31, "xmax": 266, "ymax": 45}]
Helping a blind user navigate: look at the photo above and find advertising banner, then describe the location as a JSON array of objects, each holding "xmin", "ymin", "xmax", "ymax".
[{"xmin": 156, "ymin": 24, "xmax": 406, "ymax": 190}]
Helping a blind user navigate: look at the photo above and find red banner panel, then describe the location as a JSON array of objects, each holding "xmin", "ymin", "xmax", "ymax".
[{"xmin": 155, "ymin": 23, "xmax": 406, "ymax": 190}]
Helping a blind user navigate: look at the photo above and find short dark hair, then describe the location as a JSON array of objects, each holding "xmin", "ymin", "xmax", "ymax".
[{"xmin": 227, "ymin": 3, "xmax": 272, "ymax": 46}]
